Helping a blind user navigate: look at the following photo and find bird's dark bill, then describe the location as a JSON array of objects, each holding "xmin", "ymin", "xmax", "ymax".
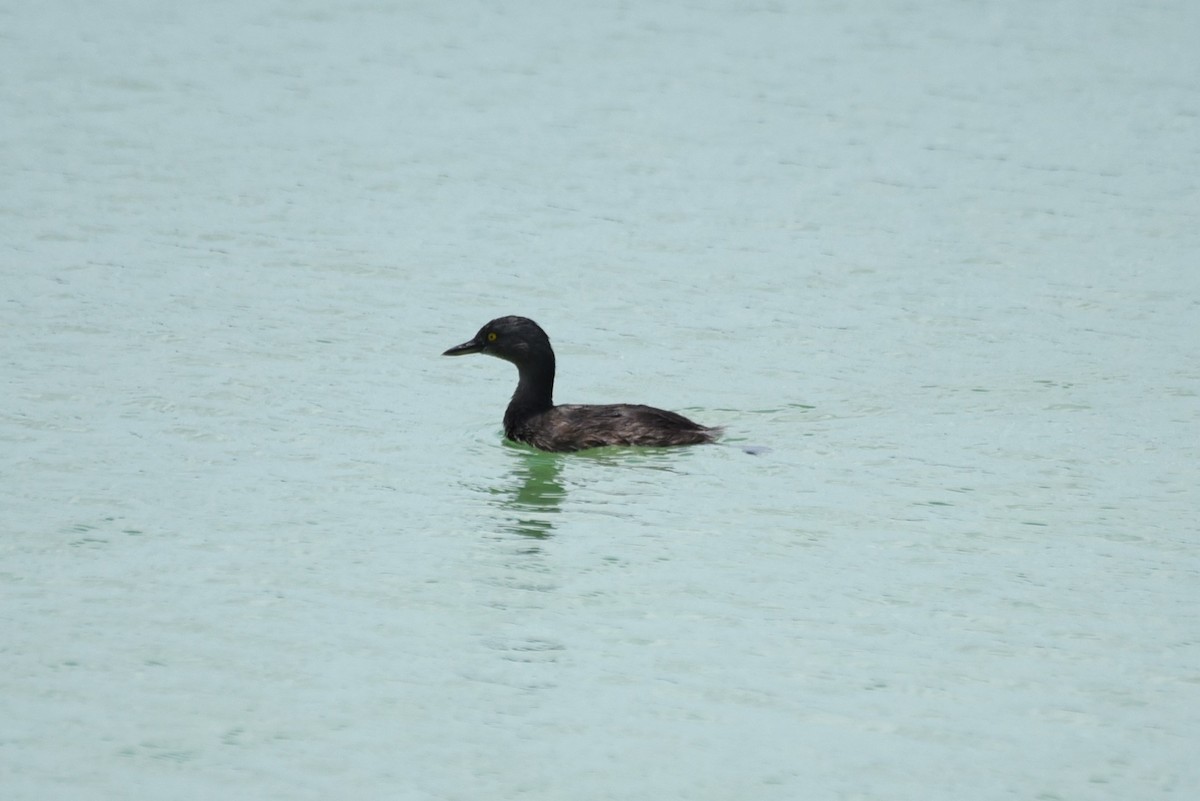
[{"xmin": 443, "ymin": 338, "xmax": 484, "ymax": 356}]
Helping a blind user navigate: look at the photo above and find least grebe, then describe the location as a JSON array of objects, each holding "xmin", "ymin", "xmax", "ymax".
[{"xmin": 443, "ymin": 316, "xmax": 720, "ymax": 452}]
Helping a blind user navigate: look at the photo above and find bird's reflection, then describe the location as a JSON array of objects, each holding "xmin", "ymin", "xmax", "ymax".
[
  {"xmin": 489, "ymin": 443, "xmax": 704, "ymax": 539},
  {"xmin": 497, "ymin": 446, "xmax": 566, "ymax": 539}
]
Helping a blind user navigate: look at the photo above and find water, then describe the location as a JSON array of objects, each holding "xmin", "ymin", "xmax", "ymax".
[{"xmin": 3, "ymin": 1, "xmax": 1198, "ymax": 798}]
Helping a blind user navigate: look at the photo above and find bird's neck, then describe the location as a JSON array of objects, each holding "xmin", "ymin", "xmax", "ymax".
[{"xmin": 504, "ymin": 356, "xmax": 555, "ymax": 429}]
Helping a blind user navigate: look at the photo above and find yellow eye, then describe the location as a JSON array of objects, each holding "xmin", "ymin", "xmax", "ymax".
[{"xmin": 487, "ymin": 332, "xmax": 498, "ymax": 342}]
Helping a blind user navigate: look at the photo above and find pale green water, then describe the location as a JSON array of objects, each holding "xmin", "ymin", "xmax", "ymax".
[{"xmin": 3, "ymin": 1, "xmax": 1198, "ymax": 799}]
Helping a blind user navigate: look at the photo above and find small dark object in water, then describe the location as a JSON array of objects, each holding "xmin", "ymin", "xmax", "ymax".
[{"xmin": 443, "ymin": 316, "xmax": 721, "ymax": 452}]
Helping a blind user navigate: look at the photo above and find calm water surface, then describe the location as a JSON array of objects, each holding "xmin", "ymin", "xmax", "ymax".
[{"xmin": 3, "ymin": 1, "xmax": 1198, "ymax": 799}]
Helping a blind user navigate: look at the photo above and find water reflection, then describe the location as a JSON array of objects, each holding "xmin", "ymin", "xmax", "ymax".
[
  {"xmin": 492, "ymin": 443, "xmax": 704, "ymax": 538},
  {"xmin": 497, "ymin": 447, "xmax": 566, "ymax": 538}
]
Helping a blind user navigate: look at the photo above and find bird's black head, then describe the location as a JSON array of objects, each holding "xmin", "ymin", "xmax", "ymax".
[{"xmin": 442, "ymin": 316, "xmax": 553, "ymax": 366}]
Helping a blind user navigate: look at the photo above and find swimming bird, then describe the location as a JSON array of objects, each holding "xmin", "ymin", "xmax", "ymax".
[{"xmin": 443, "ymin": 316, "xmax": 720, "ymax": 452}]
